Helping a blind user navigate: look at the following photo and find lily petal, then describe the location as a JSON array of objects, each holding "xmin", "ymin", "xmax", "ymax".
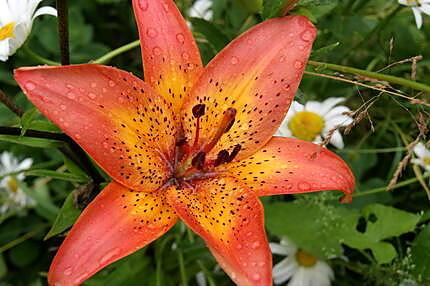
[
  {"xmin": 132, "ymin": 0, "xmax": 203, "ymax": 114},
  {"xmin": 224, "ymin": 137, "xmax": 355, "ymax": 200},
  {"xmin": 14, "ymin": 64, "xmax": 176, "ymax": 192},
  {"xmin": 48, "ymin": 182, "xmax": 177, "ymax": 286},
  {"xmin": 181, "ymin": 16, "xmax": 316, "ymax": 161},
  {"xmin": 167, "ymin": 177, "xmax": 272, "ymax": 286}
]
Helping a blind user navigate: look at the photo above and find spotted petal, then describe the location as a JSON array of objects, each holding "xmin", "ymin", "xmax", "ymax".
[
  {"xmin": 181, "ymin": 16, "xmax": 316, "ymax": 161},
  {"xmin": 48, "ymin": 182, "xmax": 177, "ymax": 286},
  {"xmin": 14, "ymin": 64, "xmax": 176, "ymax": 192},
  {"xmin": 167, "ymin": 177, "xmax": 272, "ymax": 286},
  {"xmin": 133, "ymin": 0, "xmax": 203, "ymax": 114},
  {"xmin": 224, "ymin": 137, "xmax": 355, "ymax": 200}
]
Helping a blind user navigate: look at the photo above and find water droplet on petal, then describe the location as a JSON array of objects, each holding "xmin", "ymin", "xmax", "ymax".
[
  {"xmin": 251, "ymin": 241, "xmax": 260, "ymax": 249},
  {"xmin": 88, "ymin": 93, "xmax": 96, "ymax": 99},
  {"xmin": 294, "ymin": 61, "xmax": 303, "ymax": 69},
  {"xmin": 181, "ymin": 52, "xmax": 190, "ymax": 60},
  {"xmin": 74, "ymin": 273, "xmax": 89, "ymax": 284},
  {"xmin": 63, "ymin": 267, "xmax": 72, "ymax": 276},
  {"xmin": 246, "ymin": 231, "xmax": 253, "ymax": 237},
  {"xmin": 298, "ymin": 182, "xmax": 311, "ymax": 191},
  {"xmin": 108, "ymin": 80, "xmax": 116, "ymax": 87},
  {"xmin": 75, "ymin": 134, "xmax": 81, "ymax": 140},
  {"xmin": 90, "ymin": 82, "xmax": 97, "ymax": 88},
  {"xmin": 258, "ymin": 261, "xmax": 266, "ymax": 267},
  {"xmin": 279, "ymin": 56, "xmax": 286, "ymax": 62},
  {"xmin": 60, "ymin": 104, "xmax": 66, "ymax": 111},
  {"xmin": 230, "ymin": 56, "xmax": 239, "ymax": 65},
  {"xmin": 176, "ymin": 33, "xmax": 185, "ymax": 44},
  {"xmin": 99, "ymin": 248, "xmax": 121, "ymax": 265},
  {"xmin": 66, "ymin": 91, "xmax": 76, "ymax": 99},
  {"xmin": 146, "ymin": 28, "xmax": 158, "ymax": 38},
  {"xmin": 236, "ymin": 243, "xmax": 243, "ymax": 249},
  {"xmin": 252, "ymin": 274, "xmax": 261, "ymax": 281},
  {"xmin": 152, "ymin": 46, "xmax": 162, "ymax": 56},
  {"xmin": 25, "ymin": 81, "xmax": 36, "ymax": 91},
  {"xmin": 138, "ymin": 0, "xmax": 148, "ymax": 11},
  {"xmin": 283, "ymin": 84, "xmax": 291, "ymax": 91},
  {"xmin": 301, "ymin": 30, "xmax": 314, "ymax": 42},
  {"xmin": 103, "ymin": 142, "xmax": 109, "ymax": 149}
]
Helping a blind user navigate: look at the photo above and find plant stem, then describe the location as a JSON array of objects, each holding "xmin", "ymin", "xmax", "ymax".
[
  {"xmin": 0, "ymin": 89, "xmax": 24, "ymax": 116},
  {"xmin": 307, "ymin": 60, "xmax": 430, "ymax": 94},
  {"xmin": 92, "ymin": 40, "xmax": 140, "ymax": 64},
  {"xmin": 56, "ymin": 0, "xmax": 70, "ymax": 65},
  {"xmin": 22, "ymin": 45, "xmax": 59, "ymax": 66},
  {"xmin": 354, "ymin": 173, "xmax": 430, "ymax": 198},
  {"xmin": 0, "ymin": 224, "xmax": 48, "ymax": 253}
]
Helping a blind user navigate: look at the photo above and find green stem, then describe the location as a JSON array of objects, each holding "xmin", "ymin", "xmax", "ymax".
[
  {"xmin": 22, "ymin": 45, "xmax": 59, "ymax": 66},
  {"xmin": 307, "ymin": 60, "xmax": 430, "ymax": 94},
  {"xmin": 177, "ymin": 248, "xmax": 188, "ymax": 286},
  {"xmin": 0, "ymin": 224, "xmax": 48, "ymax": 253},
  {"xmin": 354, "ymin": 173, "xmax": 430, "ymax": 198},
  {"xmin": 92, "ymin": 40, "xmax": 140, "ymax": 64},
  {"xmin": 337, "ymin": 147, "xmax": 407, "ymax": 154}
]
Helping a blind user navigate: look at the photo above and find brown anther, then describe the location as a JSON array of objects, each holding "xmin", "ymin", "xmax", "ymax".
[
  {"xmin": 214, "ymin": 150, "xmax": 230, "ymax": 167},
  {"xmin": 192, "ymin": 104, "xmax": 206, "ymax": 118},
  {"xmin": 191, "ymin": 151, "xmax": 206, "ymax": 170},
  {"xmin": 227, "ymin": 144, "xmax": 241, "ymax": 162},
  {"xmin": 176, "ymin": 136, "xmax": 187, "ymax": 147}
]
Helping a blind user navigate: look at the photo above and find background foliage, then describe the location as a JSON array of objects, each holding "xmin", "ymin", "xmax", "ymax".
[{"xmin": 0, "ymin": 0, "xmax": 430, "ymax": 285}]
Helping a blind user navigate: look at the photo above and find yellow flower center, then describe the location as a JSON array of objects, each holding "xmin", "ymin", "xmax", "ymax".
[
  {"xmin": 295, "ymin": 250, "xmax": 317, "ymax": 267},
  {"xmin": 288, "ymin": 111, "xmax": 325, "ymax": 141},
  {"xmin": 0, "ymin": 22, "xmax": 15, "ymax": 41},
  {"xmin": 6, "ymin": 177, "xmax": 18, "ymax": 193},
  {"xmin": 424, "ymin": 156, "xmax": 430, "ymax": 165}
]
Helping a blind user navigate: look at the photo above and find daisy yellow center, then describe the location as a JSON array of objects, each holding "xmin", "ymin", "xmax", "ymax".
[
  {"xmin": 6, "ymin": 177, "xmax": 18, "ymax": 193},
  {"xmin": 288, "ymin": 111, "xmax": 325, "ymax": 141},
  {"xmin": 424, "ymin": 156, "xmax": 430, "ymax": 165},
  {"xmin": 295, "ymin": 250, "xmax": 317, "ymax": 267},
  {"xmin": 0, "ymin": 22, "xmax": 15, "ymax": 41}
]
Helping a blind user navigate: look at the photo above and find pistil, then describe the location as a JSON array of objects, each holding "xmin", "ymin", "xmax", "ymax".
[{"xmin": 201, "ymin": 107, "xmax": 237, "ymax": 154}]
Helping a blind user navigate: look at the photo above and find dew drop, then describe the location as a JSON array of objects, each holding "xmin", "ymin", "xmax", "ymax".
[
  {"xmin": 66, "ymin": 91, "xmax": 76, "ymax": 99},
  {"xmin": 283, "ymin": 84, "xmax": 291, "ymax": 91},
  {"xmin": 246, "ymin": 231, "xmax": 253, "ymax": 237},
  {"xmin": 66, "ymin": 84, "xmax": 74, "ymax": 89},
  {"xmin": 181, "ymin": 52, "xmax": 190, "ymax": 60},
  {"xmin": 251, "ymin": 241, "xmax": 260, "ymax": 249},
  {"xmin": 24, "ymin": 81, "xmax": 36, "ymax": 91},
  {"xmin": 99, "ymin": 248, "xmax": 121, "ymax": 265},
  {"xmin": 90, "ymin": 82, "xmax": 97, "ymax": 88},
  {"xmin": 301, "ymin": 30, "xmax": 314, "ymax": 42},
  {"xmin": 236, "ymin": 243, "xmax": 243, "ymax": 249},
  {"xmin": 294, "ymin": 61, "xmax": 303, "ymax": 69},
  {"xmin": 176, "ymin": 33, "xmax": 185, "ymax": 44},
  {"xmin": 103, "ymin": 142, "xmax": 109, "ymax": 149},
  {"xmin": 230, "ymin": 56, "xmax": 239, "ymax": 65},
  {"xmin": 279, "ymin": 56, "xmax": 286, "ymax": 63},
  {"xmin": 75, "ymin": 134, "xmax": 81, "ymax": 140},
  {"xmin": 298, "ymin": 181, "xmax": 311, "ymax": 191},
  {"xmin": 252, "ymin": 274, "xmax": 261, "ymax": 281},
  {"xmin": 88, "ymin": 93, "xmax": 96, "ymax": 99},
  {"xmin": 258, "ymin": 261, "xmax": 266, "ymax": 267},
  {"xmin": 242, "ymin": 262, "xmax": 248, "ymax": 267},
  {"xmin": 108, "ymin": 80, "xmax": 116, "ymax": 87},
  {"xmin": 74, "ymin": 273, "xmax": 89, "ymax": 284},
  {"xmin": 138, "ymin": 0, "xmax": 148, "ymax": 11},
  {"xmin": 152, "ymin": 46, "xmax": 162, "ymax": 56},
  {"xmin": 146, "ymin": 28, "xmax": 158, "ymax": 38},
  {"xmin": 63, "ymin": 267, "xmax": 72, "ymax": 276},
  {"xmin": 60, "ymin": 104, "xmax": 66, "ymax": 111}
]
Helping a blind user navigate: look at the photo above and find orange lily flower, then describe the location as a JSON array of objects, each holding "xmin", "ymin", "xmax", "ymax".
[{"xmin": 14, "ymin": 1, "xmax": 355, "ymax": 285}]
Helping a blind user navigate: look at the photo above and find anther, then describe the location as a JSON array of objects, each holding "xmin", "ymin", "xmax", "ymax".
[
  {"xmin": 192, "ymin": 104, "xmax": 206, "ymax": 118},
  {"xmin": 191, "ymin": 151, "xmax": 206, "ymax": 170},
  {"xmin": 214, "ymin": 150, "xmax": 230, "ymax": 167},
  {"xmin": 202, "ymin": 107, "xmax": 237, "ymax": 154},
  {"xmin": 227, "ymin": 144, "xmax": 241, "ymax": 162}
]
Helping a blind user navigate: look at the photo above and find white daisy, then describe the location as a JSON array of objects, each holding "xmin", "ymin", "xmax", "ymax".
[
  {"xmin": 0, "ymin": 0, "xmax": 57, "ymax": 61},
  {"xmin": 399, "ymin": 0, "xmax": 430, "ymax": 29},
  {"xmin": 411, "ymin": 142, "xmax": 430, "ymax": 172},
  {"xmin": 275, "ymin": 97, "xmax": 353, "ymax": 149},
  {"xmin": 270, "ymin": 238, "xmax": 334, "ymax": 286},
  {"xmin": 189, "ymin": 0, "xmax": 213, "ymax": 21},
  {"xmin": 0, "ymin": 151, "xmax": 34, "ymax": 215}
]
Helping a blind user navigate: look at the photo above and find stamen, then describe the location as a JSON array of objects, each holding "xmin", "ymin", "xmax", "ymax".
[
  {"xmin": 192, "ymin": 104, "xmax": 206, "ymax": 149},
  {"xmin": 227, "ymin": 144, "xmax": 241, "ymax": 163},
  {"xmin": 214, "ymin": 150, "xmax": 230, "ymax": 167},
  {"xmin": 191, "ymin": 151, "xmax": 206, "ymax": 170},
  {"xmin": 202, "ymin": 108, "xmax": 237, "ymax": 153}
]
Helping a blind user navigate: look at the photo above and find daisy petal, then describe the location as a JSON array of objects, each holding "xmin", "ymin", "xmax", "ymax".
[
  {"xmin": 32, "ymin": 6, "xmax": 57, "ymax": 19},
  {"xmin": 412, "ymin": 7, "xmax": 423, "ymax": 29},
  {"xmin": 319, "ymin": 98, "xmax": 345, "ymax": 115}
]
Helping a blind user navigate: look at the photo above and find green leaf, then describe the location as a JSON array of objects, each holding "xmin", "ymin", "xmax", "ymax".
[
  {"xmin": 63, "ymin": 156, "xmax": 88, "ymax": 179},
  {"xmin": 411, "ymin": 224, "xmax": 430, "ymax": 279},
  {"xmin": 28, "ymin": 120, "xmax": 62, "ymax": 133},
  {"xmin": 0, "ymin": 135, "xmax": 63, "ymax": 148},
  {"xmin": 8, "ymin": 240, "xmax": 40, "ymax": 268},
  {"xmin": 19, "ymin": 181, "xmax": 59, "ymax": 222},
  {"xmin": 236, "ymin": 0, "xmax": 263, "ymax": 13},
  {"xmin": 25, "ymin": 169, "xmax": 88, "ymax": 183},
  {"xmin": 45, "ymin": 192, "xmax": 81, "ymax": 240},
  {"xmin": 20, "ymin": 108, "xmax": 39, "ymax": 136},
  {"xmin": 0, "ymin": 254, "xmax": 6, "ymax": 279},
  {"xmin": 265, "ymin": 201, "xmax": 359, "ymax": 259},
  {"xmin": 190, "ymin": 18, "xmax": 230, "ymax": 52},
  {"xmin": 263, "ymin": 0, "xmax": 288, "ymax": 19}
]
